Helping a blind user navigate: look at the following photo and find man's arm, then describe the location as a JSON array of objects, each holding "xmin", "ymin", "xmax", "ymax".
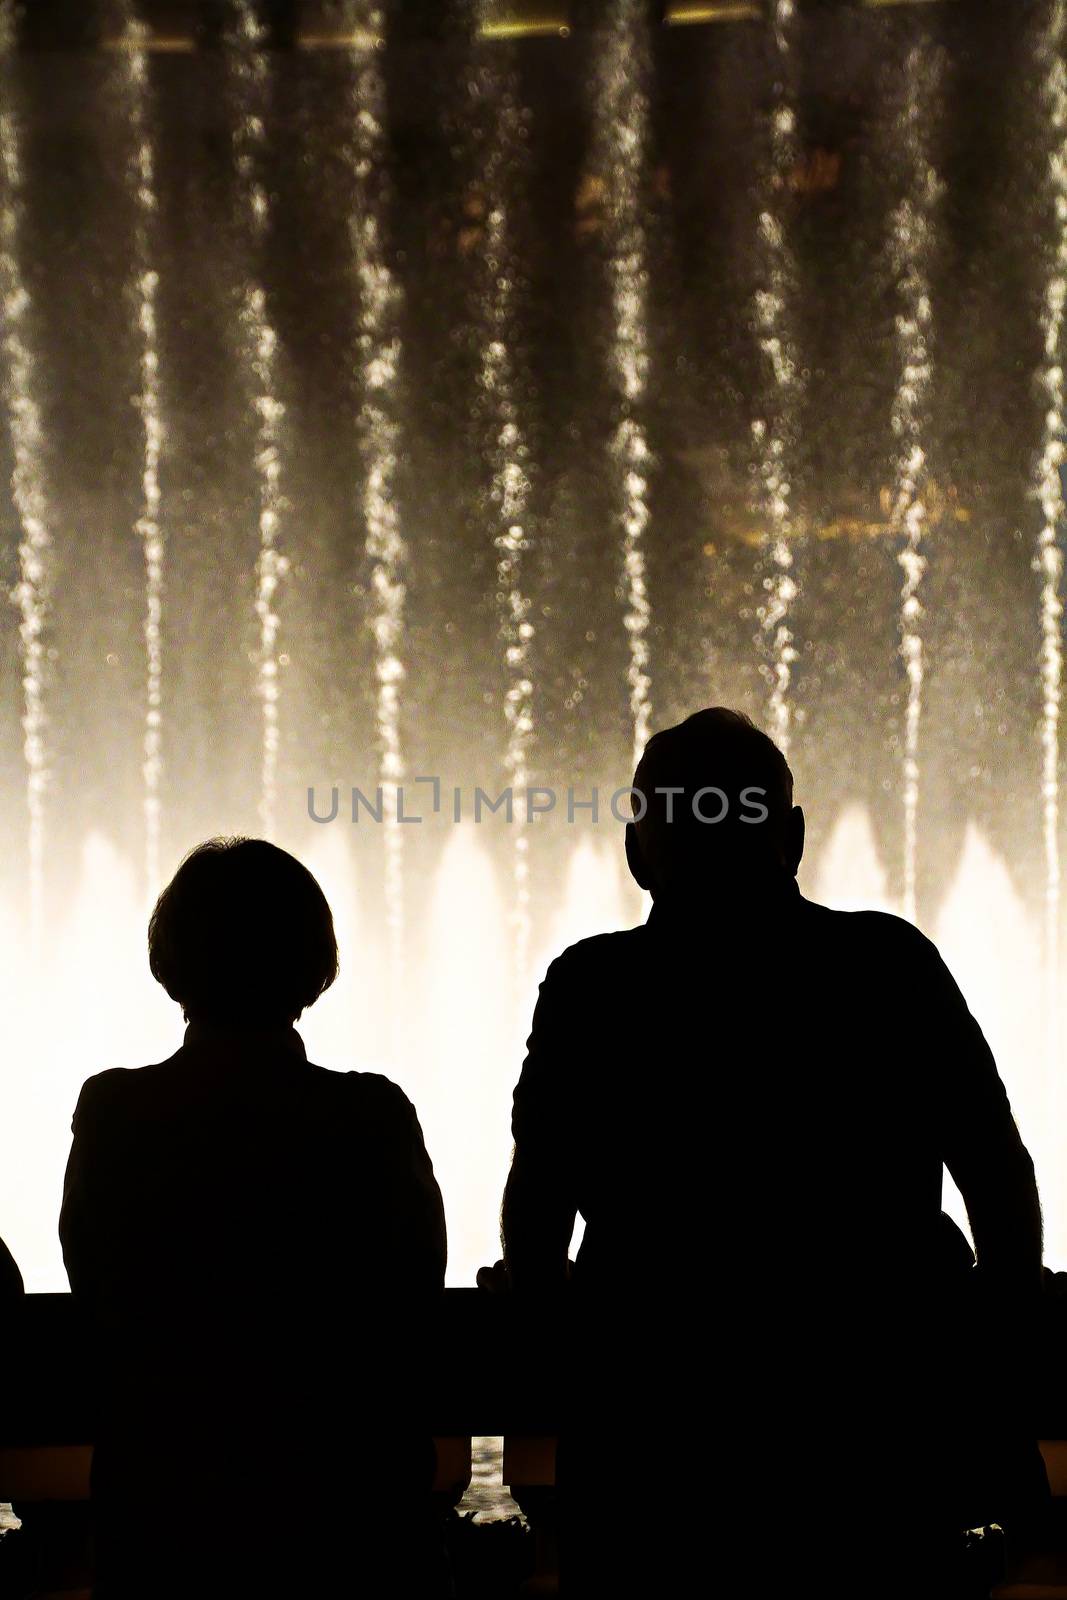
[
  {"xmin": 501, "ymin": 954, "xmax": 580, "ymax": 1293},
  {"xmin": 0, "ymin": 1233, "xmax": 23, "ymax": 1298},
  {"xmin": 928, "ymin": 941, "xmax": 1042, "ymax": 1293}
]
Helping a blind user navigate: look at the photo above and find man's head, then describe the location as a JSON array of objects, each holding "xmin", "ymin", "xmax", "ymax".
[
  {"xmin": 149, "ymin": 837, "xmax": 339, "ymax": 1027},
  {"xmin": 625, "ymin": 708, "xmax": 804, "ymax": 902}
]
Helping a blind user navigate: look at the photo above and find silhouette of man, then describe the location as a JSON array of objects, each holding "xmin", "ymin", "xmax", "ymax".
[
  {"xmin": 60, "ymin": 837, "xmax": 446, "ymax": 1598},
  {"xmin": 494, "ymin": 708, "xmax": 1043, "ymax": 1595}
]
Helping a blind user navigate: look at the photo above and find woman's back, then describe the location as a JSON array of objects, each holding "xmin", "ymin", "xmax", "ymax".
[
  {"xmin": 58, "ymin": 838, "xmax": 447, "ymax": 1597},
  {"xmin": 61, "ymin": 1029, "xmax": 445, "ymax": 1321},
  {"xmin": 62, "ymin": 1034, "xmax": 446, "ymax": 1597}
]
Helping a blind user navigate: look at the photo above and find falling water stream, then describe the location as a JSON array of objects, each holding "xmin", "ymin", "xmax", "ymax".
[
  {"xmin": 345, "ymin": 1, "xmax": 407, "ymax": 1027},
  {"xmin": 118, "ymin": 10, "xmax": 165, "ymax": 899},
  {"xmin": 752, "ymin": 0, "xmax": 800, "ymax": 757},
  {"xmin": 230, "ymin": 0, "xmax": 288, "ymax": 843},
  {"xmin": 595, "ymin": 0, "xmax": 653, "ymax": 769},
  {"xmin": 0, "ymin": 0, "xmax": 50, "ymax": 950},
  {"xmin": 1037, "ymin": 0, "xmax": 1067, "ymax": 1071},
  {"xmin": 889, "ymin": 43, "xmax": 940, "ymax": 926},
  {"xmin": 0, "ymin": 4, "xmax": 1060, "ymax": 1311},
  {"xmin": 475, "ymin": 11, "xmax": 535, "ymax": 992}
]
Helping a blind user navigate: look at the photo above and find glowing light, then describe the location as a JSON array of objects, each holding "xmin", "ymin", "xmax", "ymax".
[
  {"xmin": 476, "ymin": 21, "xmax": 536, "ymax": 990},
  {"xmin": 814, "ymin": 804, "xmax": 892, "ymax": 914},
  {"xmin": 296, "ymin": 31, "xmax": 381, "ymax": 51},
  {"xmin": 418, "ymin": 827, "xmax": 511, "ymax": 1287},
  {"xmin": 666, "ymin": 2, "xmax": 760, "ymax": 19},
  {"xmin": 101, "ymin": 35, "xmax": 196, "ymax": 54},
  {"xmin": 752, "ymin": 2, "xmax": 800, "ymax": 756},
  {"xmin": 1036, "ymin": 0, "xmax": 1067, "ymax": 1068},
  {"xmin": 889, "ymin": 42, "xmax": 940, "ymax": 925},
  {"xmin": 231, "ymin": 0, "xmax": 289, "ymax": 842},
  {"xmin": 594, "ymin": 0, "xmax": 653, "ymax": 767},
  {"xmin": 479, "ymin": 19, "xmax": 568, "ymax": 38},
  {"xmin": 345, "ymin": 2, "xmax": 407, "ymax": 1021},
  {"xmin": 0, "ymin": 0, "xmax": 51, "ymax": 951},
  {"xmin": 118, "ymin": 13, "xmax": 166, "ymax": 899},
  {"xmin": 299, "ymin": 829, "xmax": 380, "ymax": 1066},
  {"xmin": 542, "ymin": 837, "xmax": 629, "ymax": 962}
]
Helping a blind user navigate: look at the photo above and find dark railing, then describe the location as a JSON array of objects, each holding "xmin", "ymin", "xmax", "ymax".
[
  {"xmin": 1, "ymin": 1290, "xmax": 561, "ymax": 1593},
  {"xmin": 13, "ymin": 1291, "xmax": 1067, "ymax": 1598},
  {"xmin": 1, "ymin": 1286, "xmax": 564, "ymax": 1448}
]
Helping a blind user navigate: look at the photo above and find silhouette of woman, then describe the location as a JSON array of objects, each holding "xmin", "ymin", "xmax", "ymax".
[{"xmin": 61, "ymin": 837, "xmax": 447, "ymax": 1598}]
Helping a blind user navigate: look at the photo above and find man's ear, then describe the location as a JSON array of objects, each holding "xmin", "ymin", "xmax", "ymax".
[
  {"xmin": 786, "ymin": 805, "xmax": 805, "ymax": 877},
  {"xmin": 625, "ymin": 822, "xmax": 653, "ymax": 892}
]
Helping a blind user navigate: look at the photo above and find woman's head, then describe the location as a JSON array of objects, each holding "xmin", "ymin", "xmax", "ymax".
[{"xmin": 149, "ymin": 837, "xmax": 338, "ymax": 1026}]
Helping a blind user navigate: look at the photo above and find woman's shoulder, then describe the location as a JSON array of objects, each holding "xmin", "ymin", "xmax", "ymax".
[
  {"xmin": 74, "ymin": 1064, "xmax": 142, "ymax": 1108},
  {"xmin": 71, "ymin": 1054, "xmax": 186, "ymax": 1120},
  {"xmin": 305, "ymin": 1067, "xmax": 422, "ymax": 1157},
  {"xmin": 314, "ymin": 1064, "xmax": 414, "ymax": 1113}
]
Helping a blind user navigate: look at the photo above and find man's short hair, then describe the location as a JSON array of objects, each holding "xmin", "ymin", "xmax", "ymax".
[
  {"xmin": 633, "ymin": 707, "xmax": 793, "ymax": 843},
  {"xmin": 149, "ymin": 837, "xmax": 339, "ymax": 1026}
]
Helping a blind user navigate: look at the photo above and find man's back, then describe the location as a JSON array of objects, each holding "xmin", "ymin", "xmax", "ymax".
[
  {"xmin": 515, "ymin": 891, "xmax": 1022, "ymax": 1303},
  {"xmin": 509, "ymin": 889, "xmax": 1041, "ymax": 1587},
  {"xmin": 501, "ymin": 709, "xmax": 1043, "ymax": 1591}
]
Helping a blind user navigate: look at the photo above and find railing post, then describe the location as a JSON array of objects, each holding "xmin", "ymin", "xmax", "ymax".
[{"xmin": 503, "ymin": 1435, "xmax": 558, "ymax": 1596}]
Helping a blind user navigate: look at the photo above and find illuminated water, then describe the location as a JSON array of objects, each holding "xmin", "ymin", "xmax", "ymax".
[
  {"xmin": 0, "ymin": 0, "xmax": 49, "ymax": 952},
  {"xmin": 120, "ymin": 10, "xmax": 166, "ymax": 896},
  {"xmin": 595, "ymin": 0, "xmax": 653, "ymax": 767},
  {"xmin": 889, "ymin": 41, "xmax": 939, "ymax": 926},
  {"xmin": 346, "ymin": 0, "xmax": 407, "ymax": 1019},
  {"xmin": 0, "ymin": 3, "xmax": 1063, "ymax": 1298},
  {"xmin": 752, "ymin": 0, "xmax": 800, "ymax": 757},
  {"xmin": 1038, "ymin": 0, "xmax": 1067, "ymax": 1073},
  {"xmin": 231, "ymin": 0, "xmax": 288, "ymax": 844},
  {"xmin": 475, "ymin": 11, "xmax": 535, "ymax": 992}
]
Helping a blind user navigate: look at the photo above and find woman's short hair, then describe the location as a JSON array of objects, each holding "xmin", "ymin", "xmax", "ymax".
[{"xmin": 149, "ymin": 838, "xmax": 339, "ymax": 1025}]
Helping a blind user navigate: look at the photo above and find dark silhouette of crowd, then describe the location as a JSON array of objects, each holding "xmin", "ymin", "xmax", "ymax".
[{"xmin": 0, "ymin": 709, "xmax": 1054, "ymax": 1597}]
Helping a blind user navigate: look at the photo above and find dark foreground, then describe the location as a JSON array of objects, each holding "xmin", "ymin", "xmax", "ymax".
[{"xmin": 7, "ymin": 1288, "xmax": 1067, "ymax": 1597}]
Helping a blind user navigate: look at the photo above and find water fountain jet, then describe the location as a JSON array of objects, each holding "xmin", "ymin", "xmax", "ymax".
[
  {"xmin": 118, "ymin": 8, "xmax": 166, "ymax": 898},
  {"xmin": 344, "ymin": 0, "xmax": 407, "ymax": 1033},
  {"xmin": 229, "ymin": 0, "xmax": 289, "ymax": 843},
  {"xmin": 473, "ymin": 10, "xmax": 536, "ymax": 993},
  {"xmin": 593, "ymin": 0, "xmax": 653, "ymax": 768},
  {"xmin": 0, "ymin": 0, "xmax": 51, "ymax": 950},
  {"xmin": 888, "ymin": 41, "xmax": 941, "ymax": 925},
  {"xmin": 751, "ymin": 0, "xmax": 801, "ymax": 757},
  {"xmin": 1036, "ymin": 0, "xmax": 1067, "ymax": 1071}
]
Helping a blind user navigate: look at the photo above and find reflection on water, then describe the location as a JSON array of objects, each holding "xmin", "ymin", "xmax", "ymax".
[{"xmin": 457, "ymin": 1436, "xmax": 520, "ymax": 1525}]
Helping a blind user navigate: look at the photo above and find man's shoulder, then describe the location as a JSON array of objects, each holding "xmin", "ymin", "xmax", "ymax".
[
  {"xmin": 540, "ymin": 904, "xmax": 943, "ymax": 978},
  {"xmin": 543, "ymin": 925, "xmax": 650, "ymax": 978},
  {"xmin": 799, "ymin": 897, "xmax": 938, "ymax": 954}
]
